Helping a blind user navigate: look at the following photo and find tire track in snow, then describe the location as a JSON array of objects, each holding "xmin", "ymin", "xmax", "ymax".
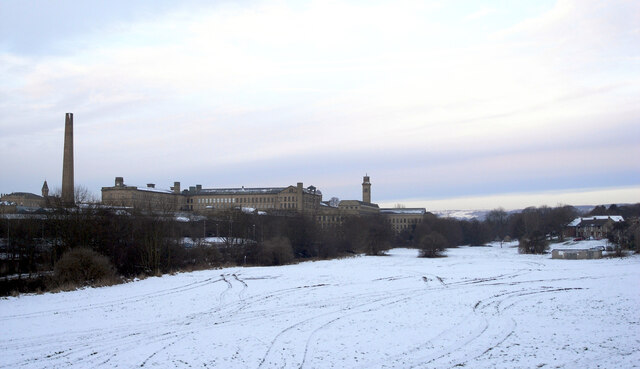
[
  {"xmin": 354, "ymin": 264, "xmax": 544, "ymax": 369},
  {"xmin": 92, "ymin": 274, "xmax": 323, "ymax": 368},
  {"xmin": 0, "ymin": 276, "xmax": 225, "ymax": 322},
  {"xmin": 402, "ymin": 287, "xmax": 584, "ymax": 369},
  {"xmin": 466, "ymin": 287, "xmax": 585, "ymax": 364},
  {"xmin": 1, "ymin": 273, "xmax": 240, "ymax": 369},
  {"xmin": 258, "ymin": 278, "xmax": 456, "ymax": 369},
  {"xmin": 256, "ymin": 288, "xmax": 409, "ymax": 369},
  {"xmin": 299, "ymin": 284, "xmax": 454, "ymax": 369},
  {"xmin": 3, "ymin": 277, "xmax": 336, "ymax": 369},
  {"xmin": 134, "ymin": 272, "xmax": 243, "ymax": 368},
  {"xmin": 3, "ymin": 271, "xmax": 456, "ymax": 369}
]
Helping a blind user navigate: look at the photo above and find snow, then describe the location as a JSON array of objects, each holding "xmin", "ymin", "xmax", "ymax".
[
  {"xmin": 239, "ymin": 207, "xmax": 268, "ymax": 215},
  {"xmin": 549, "ymin": 239, "xmax": 609, "ymax": 251},
  {"xmin": 1, "ymin": 245, "xmax": 639, "ymax": 368},
  {"xmin": 135, "ymin": 186, "xmax": 174, "ymax": 194},
  {"xmin": 433, "ymin": 209, "xmax": 491, "ymax": 220},
  {"xmin": 568, "ymin": 215, "xmax": 625, "ymax": 227},
  {"xmin": 182, "ymin": 237, "xmax": 254, "ymax": 247},
  {"xmin": 380, "ymin": 208, "xmax": 426, "ymax": 215},
  {"xmin": 567, "ymin": 218, "xmax": 582, "ymax": 227}
]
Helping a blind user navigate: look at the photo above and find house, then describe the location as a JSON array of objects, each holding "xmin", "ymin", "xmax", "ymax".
[{"xmin": 566, "ymin": 216, "xmax": 624, "ymax": 240}]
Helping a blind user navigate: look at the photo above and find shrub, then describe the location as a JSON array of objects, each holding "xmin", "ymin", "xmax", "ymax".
[
  {"xmin": 418, "ymin": 232, "xmax": 447, "ymax": 258},
  {"xmin": 53, "ymin": 248, "xmax": 119, "ymax": 289},
  {"xmin": 518, "ymin": 231, "xmax": 548, "ymax": 254},
  {"xmin": 256, "ymin": 237, "xmax": 294, "ymax": 266}
]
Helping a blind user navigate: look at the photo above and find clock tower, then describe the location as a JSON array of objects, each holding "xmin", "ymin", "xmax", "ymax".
[{"xmin": 362, "ymin": 175, "xmax": 371, "ymax": 203}]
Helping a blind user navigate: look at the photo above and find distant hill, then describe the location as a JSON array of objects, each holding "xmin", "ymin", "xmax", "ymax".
[
  {"xmin": 573, "ymin": 205, "xmax": 596, "ymax": 214},
  {"xmin": 432, "ymin": 209, "xmax": 492, "ymax": 221},
  {"xmin": 433, "ymin": 205, "xmax": 600, "ymax": 221}
]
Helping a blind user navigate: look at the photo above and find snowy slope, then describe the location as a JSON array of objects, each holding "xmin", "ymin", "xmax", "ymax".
[{"xmin": 1, "ymin": 245, "xmax": 639, "ymax": 368}]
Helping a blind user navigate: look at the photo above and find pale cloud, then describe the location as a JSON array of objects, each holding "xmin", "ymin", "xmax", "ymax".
[
  {"xmin": 384, "ymin": 186, "xmax": 640, "ymax": 211},
  {"xmin": 1, "ymin": 0, "xmax": 638, "ymax": 208},
  {"xmin": 464, "ymin": 8, "xmax": 497, "ymax": 22}
]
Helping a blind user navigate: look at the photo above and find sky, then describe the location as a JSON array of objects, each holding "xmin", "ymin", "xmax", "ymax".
[{"xmin": 1, "ymin": 0, "xmax": 639, "ymax": 210}]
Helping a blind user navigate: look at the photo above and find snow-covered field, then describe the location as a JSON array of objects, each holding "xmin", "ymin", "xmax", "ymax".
[{"xmin": 2, "ymin": 243, "xmax": 639, "ymax": 368}]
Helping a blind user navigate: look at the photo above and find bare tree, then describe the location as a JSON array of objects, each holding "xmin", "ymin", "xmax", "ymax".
[
  {"xmin": 74, "ymin": 185, "xmax": 97, "ymax": 204},
  {"xmin": 518, "ymin": 231, "xmax": 548, "ymax": 254},
  {"xmin": 418, "ymin": 232, "xmax": 447, "ymax": 258},
  {"xmin": 486, "ymin": 207, "xmax": 508, "ymax": 242},
  {"xmin": 256, "ymin": 237, "xmax": 294, "ymax": 265}
]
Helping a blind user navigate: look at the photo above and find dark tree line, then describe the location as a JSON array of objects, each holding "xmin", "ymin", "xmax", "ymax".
[
  {"xmin": 397, "ymin": 203, "xmax": 640, "ymax": 256},
  {"xmin": 2, "ymin": 201, "xmax": 638, "ymax": 294},
  {"xmin": 0, "ymin": 206, "xmax": 396, "ymax": 294},
  {"xmin": 588, "ymin": 203, "xmax": 640, "ymax": 219}
]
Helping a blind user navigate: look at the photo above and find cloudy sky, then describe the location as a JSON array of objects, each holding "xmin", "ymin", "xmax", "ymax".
[{"xmin": 1, "ymin": 0, "xmax": 639, "ymax": 210}]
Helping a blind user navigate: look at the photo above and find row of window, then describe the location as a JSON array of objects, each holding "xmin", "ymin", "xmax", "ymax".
[
  {"xmin": 193, "ymin": 195, "xmax": 301, "ymax": 205},
  {"xmin": 206, "ymin": 204, "xmax": 277, "ymax": 210},
  {"xmin": 317, "ymin": 215, "xmax": 343, "ymax": 222},
  {"xmin": 195, "ymin": 201, "xmax": 299, "ymax": 210},
  {"xmin": 393, "ymin": 224, "xmax": 414, "ymax": 230},
  {"xmin": 316, "ymin": 215, "xmax": 423, "ymax": 223},
  {"xmin": 389, "ymin": 218, "xmax": 421, "ymax": 224}
]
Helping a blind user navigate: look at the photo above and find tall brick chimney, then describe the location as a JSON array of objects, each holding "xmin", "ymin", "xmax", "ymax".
[
  {"xmin": 61, "ymin": 113, "xmax": 74, "ymax": 206},
  {"xmin": 297, "ymin": 182, "xmax": 304, "ymax": 211}
]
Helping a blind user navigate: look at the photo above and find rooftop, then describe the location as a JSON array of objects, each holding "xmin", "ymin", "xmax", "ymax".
[
  {"xmin": 199, "ymin": 187, "xmax": 286, "ymax": 195},
  {"xmin": 197, "ymin": 186, "xmax": 321, "ymax": 196},
  {"xmin": 568, "ymin": 215, "xmax": 624, "ymax": 227},
  {"xmin": 339, "ymin": 200, "xmax": 379, "ymax": 208},
  {"xmin": 1, "ymin": 192, "xmax": 44, "ymax": 200}
]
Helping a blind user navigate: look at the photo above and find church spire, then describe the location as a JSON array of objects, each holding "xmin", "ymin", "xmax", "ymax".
[{"xmin": 42, "ymin": 180, "xmax": 49, "ymax": 197}]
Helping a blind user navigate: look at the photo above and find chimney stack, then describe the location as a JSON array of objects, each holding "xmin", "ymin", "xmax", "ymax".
[
  {"xmin": 61, "ymin": 113, "xmax": 74, "ymax": 206},
  {"xmin": 297, "ymin": 182, "xmax": 304, "ymax": 211},
  {"xmin": 172, "ymin": 182, "xmax": 181, "ymax": 194}
]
